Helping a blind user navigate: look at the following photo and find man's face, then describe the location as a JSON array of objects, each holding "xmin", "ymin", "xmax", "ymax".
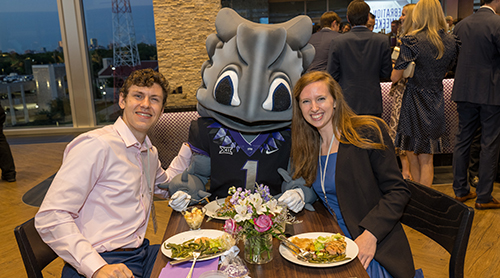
[
  {"xmin": 119, "ymin": 84, "xmax": 164, "ymax": 141},
  {"xmin": 391, "ymin": 23, "xmax": 398, "ymax": 33},
  {"xmin": 367, "ymin": 17, "xmax": 375, "ymax": 31}
]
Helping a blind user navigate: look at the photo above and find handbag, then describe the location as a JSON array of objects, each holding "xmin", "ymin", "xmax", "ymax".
[
  {"xmin": 391, "ymin": 46, "xmax": 400, "ymax": 61},
  {"xmin": 403, "ymin": 61, "xmax": 416, "ymax": 78},
  {"xmin": 392, "ymin": 46, "xmax": 415, "ymax": 78}
]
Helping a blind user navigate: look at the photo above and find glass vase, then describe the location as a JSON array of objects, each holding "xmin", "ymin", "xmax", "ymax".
[{"xmin": 243, "ymin": 233, "xmax": 273, "ymax": 264}]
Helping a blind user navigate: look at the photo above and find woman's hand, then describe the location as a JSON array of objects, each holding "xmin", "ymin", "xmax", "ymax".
[
  {"xmin": 354, "ymin": 230, "xmax": 378, "ymax": 269},
  {"xmin": 391, "ymin": 69, "xmax": 404, "ymax": 83}
]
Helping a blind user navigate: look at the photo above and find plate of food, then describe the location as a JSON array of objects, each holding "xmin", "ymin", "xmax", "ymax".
[
  {"xmin": 204, "ymin": 197, "xmax": 232, "ymax": 220},
  {"xmin": 279, "ymin": 232, "xmax": 358, "ymax": 268},
  {"xmin": 161, "ymin": 229, "xmax": 234, "ymax": 261}
]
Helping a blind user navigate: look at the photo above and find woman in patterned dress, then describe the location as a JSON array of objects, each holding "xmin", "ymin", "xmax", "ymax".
[
  {"xmin": 391, "ymin": 0, "xmax": 460, "ymax": 187},
  {"xmin": 388, "ymin": 3, "xmax": 416, "ymax": 181}
]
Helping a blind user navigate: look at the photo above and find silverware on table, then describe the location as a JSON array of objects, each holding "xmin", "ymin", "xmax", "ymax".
[
  {"xmin": 185, "ymin": 251, "xmax": 201, "ymax": 278},
  {"xmin": 277, "ymin": 234, "xmax": 313, "ymax": 262},
  {"xmin": 170, "ymin": 250, "xmax": 225, "ymax": 266}
]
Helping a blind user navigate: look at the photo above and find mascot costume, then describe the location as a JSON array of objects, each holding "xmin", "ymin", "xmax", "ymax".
[{"xmin": 161, "ymin": 8, "xmax": 317, "ymax": 213}]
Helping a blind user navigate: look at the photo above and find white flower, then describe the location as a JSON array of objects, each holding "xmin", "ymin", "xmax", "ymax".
[
  {"xmin": 247, "ymin": 192, "xmax": 267, "ymax": 215},
  {"xmin": 267, "ymin": 199, "xmax": 283, "ymax": 215},
  {"xmin": 234, "ymin": 203, "xmax": 252, "ymax": 222}
]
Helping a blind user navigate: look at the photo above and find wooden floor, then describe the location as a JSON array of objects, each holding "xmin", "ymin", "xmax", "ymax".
[{"xmin": 1, "ymin": 139, "xmax": 499, "ymax": 278}]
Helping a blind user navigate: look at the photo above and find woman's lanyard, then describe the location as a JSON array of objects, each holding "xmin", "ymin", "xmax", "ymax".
[
  {"xmin": 319, "ymin": 136, "xmax": 338, "ymax": 222},
  {"xmin": 143, "ymin": 143, "xmax": 157, "ymax": 233}
]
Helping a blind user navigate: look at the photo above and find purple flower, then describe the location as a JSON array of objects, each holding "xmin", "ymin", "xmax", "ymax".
[
  {"xmin": 257, "ymin": 184, "xmax": 272, "ymax": 202},
  {"xmin": 224, "ymin": 218, "xmax": 238, "ymax": 235},
  {"xmin": 253, "ymin": 214, "xmax": 273, "ymax": 232}
]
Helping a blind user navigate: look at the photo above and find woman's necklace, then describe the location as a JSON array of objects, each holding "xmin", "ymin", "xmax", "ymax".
[{"xmin": 318, "ymin": 135, "xmax": 338, "ymax": 221}]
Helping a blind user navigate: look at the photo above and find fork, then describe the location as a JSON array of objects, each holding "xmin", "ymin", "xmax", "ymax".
[
  {"xmin": 278, "ymin": 234, "xmax": 313, "ymax": 262},
  {"xmin": 185, "ymin": 250, "xmax": 201, "ymax": 278}
]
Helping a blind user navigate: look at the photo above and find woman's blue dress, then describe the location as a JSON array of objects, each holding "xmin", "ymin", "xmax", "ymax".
[{"xmin": 311, "ymin": 152, "xmax": 394, "ymax": 278}]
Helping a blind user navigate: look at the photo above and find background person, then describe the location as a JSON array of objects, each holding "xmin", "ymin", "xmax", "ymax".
[
  {"xmin": 367, "ymin": 12, "xmax": 376, "ymax": 31},
  {"xmin": 387, "ymin": 19, "xmax": 401, "ymax": 47},
  {"xmin": 291, "ymin": 71, "xmax": 415, "ymax": 278},
  {"xmin": 340, "ymin": 22, "xmax": 351, "ymax": 33},
  {"xmin": 35, "ymin": 69, "xmax": 191, "ymax": 278},
  {"xmin": 327, "ymin": 0, "xmax": 392, "ymax": 117},
  {"xmin": 451, "ymin": 0, "xmax": 500, "ymax": 209},
  {"xmin": 307, "ymin": 11, "xmax": 342, "ymax": 72},
  {"xmin": 391, "ymin": 0, "xmax": 460, "ymax": 187},
  {"xmin": 0, "ymin": 105, "xmax": 16, "ymax": 182},
  {"xmin": 388, "ymin": 3, "xmax": 416, "ymax": 181},
  {"xmin": 445, "ymin": 15, "xmax": 455, "ymax": 33}
]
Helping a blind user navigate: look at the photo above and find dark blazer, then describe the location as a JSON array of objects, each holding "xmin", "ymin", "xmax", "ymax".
[
  {"xmin": 452, "ymin": 7, "xmax": 500, "ymax": 105},
  {"xmin": 307, "ymin": 28, "xmax": 341, "ymax": 72},
  {"xmin": 327, "ymin": 26, "xmax": 392, "ymax": 115},
  {"xmin": 335, "ymin": 121, "xmax": 415, "ymax": 278}
]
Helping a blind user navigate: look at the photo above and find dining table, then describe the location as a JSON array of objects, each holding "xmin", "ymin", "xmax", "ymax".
[{"xmin": 151, "ymin": 201, "xmax": 369, "ymax": 278}]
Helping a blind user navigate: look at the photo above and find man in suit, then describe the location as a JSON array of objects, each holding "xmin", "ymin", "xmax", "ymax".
[
  {"xmin": 452, "ymin": 0, "xmax": 500, "ymax": 209},
  {"xmin": 387, "ymin": 19, "xmax": 401, "ymax": 47},
  {"xmin": 327, "ymin": 0, "xmax": 392, "ymax": 117},
  {"xmin": 307, "ymin": 11, "xmax": 342, "ymax": 72}
]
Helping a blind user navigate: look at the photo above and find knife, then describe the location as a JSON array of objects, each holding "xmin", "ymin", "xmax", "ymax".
[{"xmin": 170, "ymin": 251, "xmax": 225, "ymax": 266}]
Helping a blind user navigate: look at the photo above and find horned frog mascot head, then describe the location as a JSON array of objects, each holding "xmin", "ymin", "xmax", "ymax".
[
  {"xmin": 197, "ymin": 8, "xmax": 315, "ymax": 132},
  {"xmin": 161, "ymin": 8, "xmax": 317, "ymax": 213}
]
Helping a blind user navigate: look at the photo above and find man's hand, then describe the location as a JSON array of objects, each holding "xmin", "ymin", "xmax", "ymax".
[
  {"xmin": 354, "ymin": 230, "xmax": 377, "ymax": 269},
  {"xmin": 169, "ymin": 191, "xmax": 191, "ymax": 211},
  {"xmin": 278, "ymin": 189, "xmax": 305, "ymax": 213},
  {"xmin": 92, "ymin": 264, "xmax": 134, "ymax": 278}
]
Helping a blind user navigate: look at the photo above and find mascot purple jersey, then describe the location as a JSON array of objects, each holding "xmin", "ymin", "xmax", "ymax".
[
  {"xmin": 160, "ymin": 8, "xmax": 316, "ymax": 206},
  {"xmin": 188, "ymin": 118, "xmax": 291, "ymax": 197}
]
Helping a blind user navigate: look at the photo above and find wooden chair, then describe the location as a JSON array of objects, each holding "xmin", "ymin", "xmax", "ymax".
[
  {"xmin": 14, "ymin": 218, "xmax": 58, "ymax": 278},
  {"xmin": 401, "ymin": 179, "xmax": 474, "ymax": 278}
]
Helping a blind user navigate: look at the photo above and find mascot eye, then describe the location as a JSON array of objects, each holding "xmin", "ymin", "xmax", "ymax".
[
  {"xmin": 214, "ymin": 70, "xmax": 240, "ymax": 106},
  {"xmin": 262, "ymin": 77, "xmax": 291, "ymax": 112}
]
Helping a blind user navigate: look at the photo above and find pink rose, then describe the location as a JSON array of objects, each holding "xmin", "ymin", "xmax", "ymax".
[
  {"xmin": 224, "ymin": 218, "xmax": 238, "ymax": 235},
  {"xmin": 253, "ymin": 215, "xmax": 273, "ymax": 232}
]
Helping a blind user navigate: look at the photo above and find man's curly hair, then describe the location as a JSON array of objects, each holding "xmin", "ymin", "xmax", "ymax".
[{"xmin": 120, "ymin": 68, "xmax": 170, "ymax": 106}]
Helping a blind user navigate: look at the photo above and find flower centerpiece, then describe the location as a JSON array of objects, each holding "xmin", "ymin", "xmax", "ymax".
[{"xmin": 221, "ymin": 184, "xmax": 298, "ymax": 264}]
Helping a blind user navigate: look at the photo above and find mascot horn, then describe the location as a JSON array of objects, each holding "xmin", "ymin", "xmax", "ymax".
[{"xmin": 160, "ymin": 8, "xmax": 317, "ymax": 213}]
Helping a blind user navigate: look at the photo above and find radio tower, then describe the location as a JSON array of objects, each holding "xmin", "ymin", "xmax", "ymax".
[{"xmin": 111, "ymin": 0, "xmax": 140, "ymax": 67}]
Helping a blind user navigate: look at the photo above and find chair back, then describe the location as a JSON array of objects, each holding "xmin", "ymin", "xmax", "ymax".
[
  {"xmin": 401, "ymin": 180, "xmax": 474, "ymax": 278},
  {"xmin": 148, "ymin": 110, "xmax": 199, "ymax": 168},
  {"xmin": 14, "ymin": 218, "xmax": 58, "ymax": 278}
]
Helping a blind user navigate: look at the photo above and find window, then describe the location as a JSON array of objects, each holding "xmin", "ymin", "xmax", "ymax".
[
  {"xmin": 83, "ymin": 0, "xmax": 159, "ymax": 124},
  {"xmin": 0, "ymin": 0, "xmax": 72, "ymax": 128}
]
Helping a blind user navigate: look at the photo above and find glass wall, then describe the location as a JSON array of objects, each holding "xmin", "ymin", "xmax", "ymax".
[
  {"xmin": 223, "ymin": 0, "xmax": 415, "ymax": 33},
  {"xmin": 83, "ymin": 0, "xmax": 159, "ymax": 125},
  {"xmin": 0, "ymin": 0, "xmax": 72, "ymax": 128}
]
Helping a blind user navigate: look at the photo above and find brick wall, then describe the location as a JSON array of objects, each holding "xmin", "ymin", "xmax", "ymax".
[{"xmin": 153, "ymin": 0, "xmax": 220, "ymax": 107}]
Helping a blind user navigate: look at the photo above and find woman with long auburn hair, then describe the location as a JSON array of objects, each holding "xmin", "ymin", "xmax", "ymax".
[
  {"xmin": 291, "ymin": 71, "xmax": 416, "ymax": 278},
  {"xmin": 391, "ymin": 0, "xmax": 460, "ymax": 187}
]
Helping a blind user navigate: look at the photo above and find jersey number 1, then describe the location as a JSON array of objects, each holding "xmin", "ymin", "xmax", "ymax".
[{"xmin": 242, "ymin": 160, "xmax": 258, "ymax": 191}]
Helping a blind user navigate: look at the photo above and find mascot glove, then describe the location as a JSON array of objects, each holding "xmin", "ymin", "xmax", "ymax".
[
  {"xmin": 169, "ymin": 191, "xmax": 191, "ymax": 212},
  {"xmin": 278, "ymin": 188, "xmax": 305, "ymax": 213}
]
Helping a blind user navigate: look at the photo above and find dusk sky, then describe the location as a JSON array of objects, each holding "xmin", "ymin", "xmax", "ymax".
[{"xmin": 0, "ymin": 0, "xmax": 156, "ymax": 53}]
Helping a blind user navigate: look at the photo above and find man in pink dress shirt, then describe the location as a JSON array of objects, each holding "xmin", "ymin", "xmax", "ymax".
[{"xmin": 35, "ymin": 69, "xmax": 191, "ymax": 278}]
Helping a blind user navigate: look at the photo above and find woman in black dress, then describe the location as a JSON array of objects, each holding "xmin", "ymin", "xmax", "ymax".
[{"xmin": 391, "ymin": 0, "xmax": 460, "ymax": 187}]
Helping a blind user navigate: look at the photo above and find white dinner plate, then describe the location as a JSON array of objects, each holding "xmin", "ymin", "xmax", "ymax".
[
  {"xmin": 279, "ymin": 232, "xmax": 359, "ymax": 268},
  {"xmin": 161, "ymin": 229, "xmax": 229, "ymax": 261},
  {"xmin": 204, "ymin": 199, "xmax": 230, "ymax": 220}
]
